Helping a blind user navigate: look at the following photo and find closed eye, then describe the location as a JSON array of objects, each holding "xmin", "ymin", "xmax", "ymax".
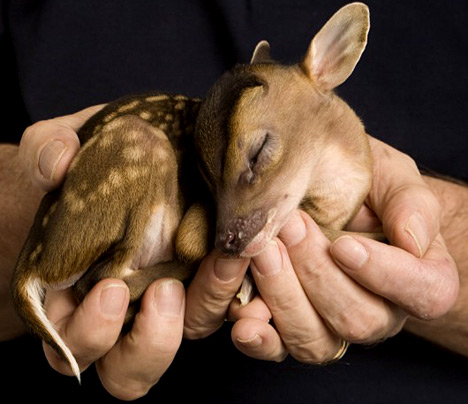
[
  {"xmin": 249, "ymin": 133, "xmax": 269, "ymax": 170},
  {"xmin": 238, "ymin": 132, "xmax": 273, "ymax": 186}
]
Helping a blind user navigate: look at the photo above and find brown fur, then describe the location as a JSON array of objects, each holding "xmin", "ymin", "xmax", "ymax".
[{"xmin": 12, "ymin": 3, "xmax": 377, "ymax": 380}]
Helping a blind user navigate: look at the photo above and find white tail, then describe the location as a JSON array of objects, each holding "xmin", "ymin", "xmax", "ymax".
[{"xmin": 23, "ymin": 276, "xmax": 81, "ymax": 383}]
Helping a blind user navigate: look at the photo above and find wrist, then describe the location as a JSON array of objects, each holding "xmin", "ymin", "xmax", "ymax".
[
  {"xmin": 405, "ymin": 175, "xmax": 468, "ymax": 355},
  {"xmin": 423, "ymin": 175, "xmax": 468, "ymax": 250},
  {"xmin": 0, "ymin": 144, "xmax": 43, "ymax": 340}
]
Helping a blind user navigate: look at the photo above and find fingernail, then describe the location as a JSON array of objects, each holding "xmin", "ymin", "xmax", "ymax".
[
  {"xmin": 154, "ymin": 280, "xmax": 184, "ymax": 318},
  {"xmin": 214, "ymin": 257, "xmax": 248, "ymax": 282},
  {"xmin": 100, "ymin": 284, "xmax": 128, "ymax": 317},
  {"xmin": 39, "ymin": 139, "xmax": 68, "ymax": 180},
  {"xmin": 236, "ymin": 334, "xmax": 262, "ymax": 349},
  {"xmin": 251, "ymin": 240, "xmax": 282, "ymax": 276},
  {"xmin": 405, "ymin": 212, "xmax": 429, "ymax": 258},
  {"xmin": 331, "ymin": 236, "xmax": 369, "ymax": 270},
  {"xmin": 279, "ymin": 210, "xmax": 307, "ymax": 247}
]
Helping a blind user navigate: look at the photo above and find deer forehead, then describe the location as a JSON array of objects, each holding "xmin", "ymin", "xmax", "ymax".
[{"xmin": 232, "ymin": 67, "xmax": 323, "ymax": 134}]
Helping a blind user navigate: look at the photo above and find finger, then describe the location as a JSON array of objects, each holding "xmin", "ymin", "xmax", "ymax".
[
  {"xmin": 19, "ymin": 104, "xmax": 104, "ymax": 192},
  {"xmin": 97, "ymin": 279, "xmax": 185, "ymax": 401},
  {"xmin": 330, "ymin": 233, "xmax": 459, "ymax": 320},
  {"xmin": 184, "ymin": 249, "xmax": 250, "ymax": 339},
  {"xmin": 232, "ymin": 317, "xmax": 288, "ymax": 362},
  {"xmin": 279, "ymin": 210, "xmax": 407, "ymax": 343},
  {"xmin": 227, "ymin": 294, "xmax": 272, "ymax": 323},
  {"xmin": 43, "ymin": 278, "xmax": 129, "ymax": 375},
  {"xmin": 346, "ymin": 203, "xmax": 382, "ymax": 233},
  {"xmin": 367, "ymin": 136, "xmax": 441, "ymax": 257},
  {"xmin": 250, "ymin": 238, "xmax": 343, "ymax": 363},
  {"xmin": 53, "ymin": 104, "xmax": 106, "ymax": 132},
  {"xmin": 229, "ymin": 296, "xmax": 286, "ymax": 362}
]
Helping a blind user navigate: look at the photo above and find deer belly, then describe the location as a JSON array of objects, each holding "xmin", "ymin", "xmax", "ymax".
[{"xmin": 128, "ymin": 205, "xmax": 179, "ymax": 271}]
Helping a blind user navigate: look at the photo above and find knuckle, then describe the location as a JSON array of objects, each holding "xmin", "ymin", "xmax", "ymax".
[
  {"xmin": 184, "ymin": 320, "xmax": 222, "ymax": 340},
  {"xmin": 334, "ymin": 307, "xmax": 387, "ymax": 344},
  {"xmin": 75, "ymin": 334, "xmax": 112, "ymax": 358},
  {"xmin": 286, "ymin": 334, "xmax": 338, "ymax": 364},
  {"xmin": 183, "ymin": 325, "xmax": 204, "ymax": 340},
  {"xmin": 379, "ymin": 146, "xmax": 418, "ymax": 175},
  {"xmin": 183, "ymin": 287, "xmax": 234, "ymax": 340},
  {"xmin": 22, "ymin": 120, "xmax": 53, "ymax": 144},
  {"xmin": 97, "ymin": 362, "xmax": 158, "ymax": 401},
  {"xmin": 401, "ymin": 153, "xmax": 418, "ymax": 172},
  {"xmin": 289, "ymin": 342, "xmax": 331, "ymax": 364},
  {"xmin": 22, "ymin": 120, "xmax": 44, "ymax": 138},
  {"xmin": 104, "ymin": 377, "xmax": 153, "ymax": 401},
  {"xmin": 152, "ymin": 336, "xmax": 181, "ymax": 356},
  {"xmin": 145, "ymin": 337, "xmax": 180, "ymax": 357},
  {"xmin": 20, "ymin": 125, "xmax": 35, "ymax": 146},
  {"xmin": 385, "ymin": 149, "xmax": 419, "ymax": 174},
  {"xmin": 22, "ymin": 119, "xmax": 74, "ymax": 146},
  {"xmin": 208, "ymin": 283, "xmax": 236, "ymax": 302},
  {"xmin": 295, "ymin": 254, "xmax": 331, "ymax": 291},
  {"xmin": 412, "ymin": 262, "xmax": 459, "ymax": 320}
]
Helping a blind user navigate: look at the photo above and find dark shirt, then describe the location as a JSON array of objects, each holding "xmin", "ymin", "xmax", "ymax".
[{"xmin": 1, "ymin": 1, "xmax": 468, "ymax": 402}]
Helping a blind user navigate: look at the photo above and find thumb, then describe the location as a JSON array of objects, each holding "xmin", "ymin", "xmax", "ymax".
[
  {"xmin": 366, "ymin": 137, "xmax": 441, "ymax": 257},
  {"xmin": 19, "ymin": 104, "xmax": 104, "ymax": 192}
]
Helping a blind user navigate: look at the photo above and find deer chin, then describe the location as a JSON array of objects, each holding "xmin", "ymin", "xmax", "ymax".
[{"xmin": 240, "ymin": 208, "xmax": 279, "ymax": 257}]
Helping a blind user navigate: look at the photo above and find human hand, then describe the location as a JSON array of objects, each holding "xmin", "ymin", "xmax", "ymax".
[
  {"xmin": 186, "ymin": 136, "xmax": 459, "ymax": 364},
  {"xmin": 0, "ymin": 107, "xmax": 103, "ymax": 340},
  {"xmin": 43, "ymin": 278, "xmax": 185, "ymax": 400},
  {"xmin": 404, "ymin": 175, "xmax": 468, "ymax": 357},
  {"xmin": 16, "ymin": 108, "xmax": 186, "ymax": 399},
  {"xmin": 19, "ymin": 105, "xmax": 102, "ymax": 191}
]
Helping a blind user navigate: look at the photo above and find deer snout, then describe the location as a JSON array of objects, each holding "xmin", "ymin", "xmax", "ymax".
[
  {"xmin": 215, "ymin": 210, "xmax": 265, "ymax": 256},
  {"xmin": 216, "ymin": 229, "xmax": 244, "ymax": 256}
]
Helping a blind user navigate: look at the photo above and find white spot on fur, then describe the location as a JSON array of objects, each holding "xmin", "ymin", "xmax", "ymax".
[
  {"xmin": 103, "ymin": 112, "xmax": 118, "ymax": 123},
  {"xmin": 140, "ymin": 111, "xmax": 153, "ymax": 120},
  {"xmin": 29, "ymin": 243, "xmax": 43, "ymax": 262},
  {"xmin": 98, "ymin": 181, "xmax": 111, "ymax": 196},
  {"xmin": 123, "ymin": 166, "xmax": 149, "ymax": 181},
  {"xmin": 146, "ymin": 95, "xmax": 170, "ymax": 103},
  {"xmin": 64, "ymin": 192, "xmax": 85, "ymax": 213},
  {"xmin": 42, "ymin": 215, "xmax": 49, "ymax": 228},
  {"xmin": 117, "ymin": 100, "xmax": 141, "ymax": 113},
  {"xmin": 122, "ymin": 146, "xmax": 145, "ymax": 162},
  {"xmin": 174, "ymin": 101, "xmax": 185, "ymax": 110},
  {"xmin": 108, "ymin": 169, "xmax": 123, "ymax": 187},
  {"xmin": 49, "ymin": 202, "xmax": 58, "ymax": 214}
]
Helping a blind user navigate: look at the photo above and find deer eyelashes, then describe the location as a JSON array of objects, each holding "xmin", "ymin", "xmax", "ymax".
[{"xmin": 239, "ymin": 131, "xmax": 276, "ymax": 186}]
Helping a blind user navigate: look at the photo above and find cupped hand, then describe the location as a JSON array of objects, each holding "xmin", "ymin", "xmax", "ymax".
[
  {"xmin": 43, "ymin": 278, "xmax": 185, "ymax": 400},
  {"xmin": 17, "ymin": 108, "xmax": 186, "ymax": 400},
  {"xmin": 19, "ymin": 105, "xmax": 102, "ymax": 191},
  {"xmin": 186, "ymin": 136, "xmax": 459, "ymax": 364}
]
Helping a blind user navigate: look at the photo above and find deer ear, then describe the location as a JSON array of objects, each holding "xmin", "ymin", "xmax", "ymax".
[
  {"xmin": 302, "ymin": 2, "xmax": 370, "ymax": 90},
  {"xmin": 250, "ymin": 40, "xmax": 273, "ymax": 64}
]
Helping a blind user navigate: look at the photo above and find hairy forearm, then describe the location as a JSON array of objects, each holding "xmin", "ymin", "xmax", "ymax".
[
  {"xmin": 405, "ymin": 175, "xmax": 468, "ymax": 355},
  {"xmin": 0, "ymin": 144, "xmax": 43, "ymax": 340}
]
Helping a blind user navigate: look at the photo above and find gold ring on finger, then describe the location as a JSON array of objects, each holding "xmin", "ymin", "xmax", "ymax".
[{"xmin": 331, "ymin": 339, "xmax": 349, "ymax": 361}]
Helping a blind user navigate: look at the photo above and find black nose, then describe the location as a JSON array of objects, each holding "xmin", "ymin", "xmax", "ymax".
[{"xmin": 215, "ymin": 230, "xmax": 243, "ymax": 256}]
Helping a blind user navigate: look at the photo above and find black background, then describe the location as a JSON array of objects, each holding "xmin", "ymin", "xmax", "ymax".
[{"xmin": 1, "ymin": 1, "xmax": 468, "ymax": 402}]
